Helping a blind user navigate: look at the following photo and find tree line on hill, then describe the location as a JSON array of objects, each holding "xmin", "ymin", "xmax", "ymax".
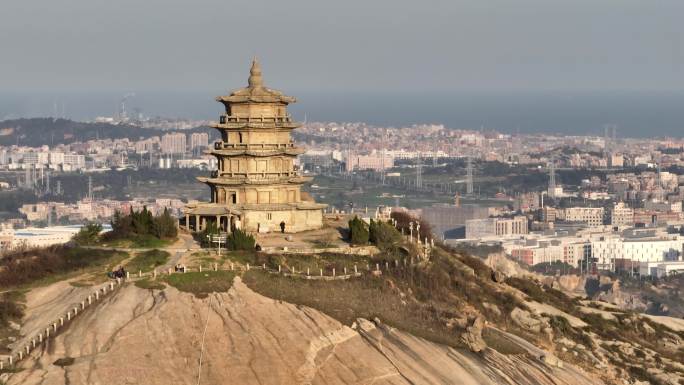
[
  {"xmin": 73, "ymin": 207, "xmax": 177, "ymax": 245},
  {"xmin": 348, "ymin": 211, "xmax": 431, "ymax": 252}
]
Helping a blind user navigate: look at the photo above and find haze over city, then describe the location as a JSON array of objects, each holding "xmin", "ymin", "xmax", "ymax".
[{"xmin": 2, "ymin": 0, "xmax": 684, "ymax": 136}]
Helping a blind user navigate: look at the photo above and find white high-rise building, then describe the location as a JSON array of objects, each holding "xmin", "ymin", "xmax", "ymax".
[
  {"xmin": 161, "ymin": 133, "xmax": 187, "ymax": 154},
  {"xmin": 190, "ymin": 132, "xmax": 209, "ymax": 151}
]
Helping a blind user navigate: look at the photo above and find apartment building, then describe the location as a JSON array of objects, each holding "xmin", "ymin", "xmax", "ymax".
[
  {"xmin": 562, "ymin": 207, "xmax": 604, "ymax": 227},
  {"xmin": 465, "ymin": 216, "xmax": 528, "ymax": 239}
]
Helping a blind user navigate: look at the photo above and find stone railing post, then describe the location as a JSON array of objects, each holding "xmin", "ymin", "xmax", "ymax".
[
  {"xmin": 95, "ymin": 291, "xmax": 100, "ymax": 300},
  {"xmin": 45, "ymin": 327, "xmax": 50, "ymax": 338},
  {"xmin": 110, "ymin": 282, "xmax": 114, "ymax": 290},
  {"xmin": 53, "ymin": 322, "xmax": 57, "ymax": 332},
  {"xmin": 126, "ymin": 271, "xmax": 130, "ymax": 279},
  {"xmin": 332, "ymin": 268, "xmax": 336, "ymax": 277},
  {"xmin": 81, "ymin": 301, "xmax": 85, "ymax": 310},
  {"xmin": 88, "ymin": 295, "xmax": 92, "ymax": 305},
  {"xmin": 139, "ymin": 270, "xmax": 142, "ymax": 277},
  {"xmin": 307, "ymin": 268, "xmax": 310, "ymax": 276},
  {"xmin": 199, "ymin": 265, "xmax": 202, "ymax": 273},
  {"xmin": 60, "ymin": 317, "xmax": 64, "ymax": 326},
  {"xmin": 278, "ymin": 265, "xmax": 281, "ymax": 273},
  {"xmin": 354, "ymin": 264, "xmax": 358, "ymax": 273},
  {"xmin": 32, "ymin": 339, "xmax": 36, "ymax": 348},
  {"xmin": 376, "ymin": 263, "xmax": 380, "ymax": 271},
  {"xmin": 319, "ymin": 268, "xmax": 323, "ymax": 277},
  {"xmin": 67, "ymin": 311, "xmax": 71, "ymax": 321},
  {"xmin": 39, "ymin": 333, "xmax": 43, "ymax": 342},
  {"xmin": 214, "ymin": 263, "xmax": 218, "ymax": 271},
  {"xmin": 246, "ymin": 263, "xmax": 250, "ymax": 271}
]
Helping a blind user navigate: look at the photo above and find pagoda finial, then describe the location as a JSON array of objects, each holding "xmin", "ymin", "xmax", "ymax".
[{"xmin": 248, "ymin": 57, "xmax": 263, "ymax": 88}]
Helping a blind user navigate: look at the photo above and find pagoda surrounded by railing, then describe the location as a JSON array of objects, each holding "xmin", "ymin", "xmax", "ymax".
[{"xmin": 182, "ymin": 59, "xmax": 326, "ymax": 233}]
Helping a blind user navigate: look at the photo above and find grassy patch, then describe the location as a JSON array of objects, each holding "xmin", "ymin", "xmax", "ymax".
[
  {"xmin": 101, "ymin": 234, "xmax": 174, "ymax": 249},
  {"xmin": 134, "ymin": 279, "xmax": 166, "ymax": 290},
  {"xmin": 125, "ymin": 249, "xmax": 170, "ymax": 273},
  {"xmin": 162, "ymin": 271, "xmax": 236, "ymax": 298},
  {"xmin": 0, "ymin": 246, "xmax": 128, "ymax": 290},
  {"xmin": 188, "ymin": 251, "xmax": 219, "ymax": 266},
  {"xmin": 243, "ymin": 269, "xmax": 465, "ymax": 349},
  {"xmin": 222, "ymin": 250, "xmax": 257, "ymax": 266},
  {"xmin": 254, "ymin": 252, "xmax": 370, "ymax": 275}
]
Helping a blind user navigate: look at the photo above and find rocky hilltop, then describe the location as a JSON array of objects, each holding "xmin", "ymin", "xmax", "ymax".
[
  {"xmin": 8, "ymin": 278, "xmax": 599, "ymax": 385},
  {"xmin": 2, "ymin": 225, "xmax": 683, "ymax": 385}
]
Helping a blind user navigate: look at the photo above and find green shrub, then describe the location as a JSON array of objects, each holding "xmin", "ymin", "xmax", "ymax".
[
  {"xmin": 106, "ymin": 207, "xmax": 177, "ymax": 243},
  {"xmin": 348, "ymin": 216, "xmax": 369, "ymax": 245},
  {"xmin": 0, "ymin": 298, "xmax": 23, "ymax": 327},
  {"xmin": 72, "ymin": 223, "xmax": 102, "ymax": 245},
  {"xmin": 226, "ymin": 229, "xmax": 256, "ymax": 251},
  {"xmin": 369, "ymin": 220, "xmax": 402, "ymax": 250}
]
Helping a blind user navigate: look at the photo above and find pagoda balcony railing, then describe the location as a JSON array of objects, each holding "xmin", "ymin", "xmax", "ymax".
[
  {"xmin": 219, "ymin": 114, "xmax": 292, "ymax": 124},
  {"xmin": 213, "ymin": 171, "xmax": 298, "ymax": 178},
  {"xmin": 214, "ymin": 142, "xmax": 296, "ymax": 150}
]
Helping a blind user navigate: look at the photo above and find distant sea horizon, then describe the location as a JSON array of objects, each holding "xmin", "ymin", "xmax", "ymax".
[{"xmin": 1, "ymin": 90, "xmax": 683, "ymax": 139}]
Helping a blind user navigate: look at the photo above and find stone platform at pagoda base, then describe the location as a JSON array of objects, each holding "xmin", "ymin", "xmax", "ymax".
[
  {"xmin": 184, "ymin": 202, "xmax": 326, "ymax": 234},
  {"xmin": 241, "ymin": 203, "xmax": 326, "ymax": 233}
]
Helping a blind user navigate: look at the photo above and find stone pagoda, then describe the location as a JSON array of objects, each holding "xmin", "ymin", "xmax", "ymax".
[{"xmin": 183, "ymin": 59, "xmax": 326, "ymax": 233}]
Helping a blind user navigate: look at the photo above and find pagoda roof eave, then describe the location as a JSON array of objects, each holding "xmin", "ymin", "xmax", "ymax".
[
  {"xmin": 216, "ymin": 93, "xmax": 296, "ymax": 104},
  {"xmin": 196, "ymin": 176, "xmax": 313, "ymax": 185},
  {"xmin": 206, "ymin": 148, "xmax": 305, "ymax": 157},
  {"xmin": 210, "ymin": 123, "xmax": 301, "ymax": 130}
]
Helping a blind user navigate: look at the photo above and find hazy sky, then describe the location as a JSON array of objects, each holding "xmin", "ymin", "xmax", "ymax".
[{"xmin": 1, "ymin": 0, "xmax": 683, "ymax": 94}]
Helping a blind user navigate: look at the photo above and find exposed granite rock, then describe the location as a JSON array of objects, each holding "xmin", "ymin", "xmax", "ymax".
[
  {"xmin": 7, "ymin": 278, "xmax": 603, "ymax": 385},
  {"xmin": 460, "ymin": 316, "xmax": 487, "ymax": 353}
]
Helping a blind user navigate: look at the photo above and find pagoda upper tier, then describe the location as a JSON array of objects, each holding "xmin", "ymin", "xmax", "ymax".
[{"xmin": 211, "ymin": 58, "xmax": 299, "ymax": 135}]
